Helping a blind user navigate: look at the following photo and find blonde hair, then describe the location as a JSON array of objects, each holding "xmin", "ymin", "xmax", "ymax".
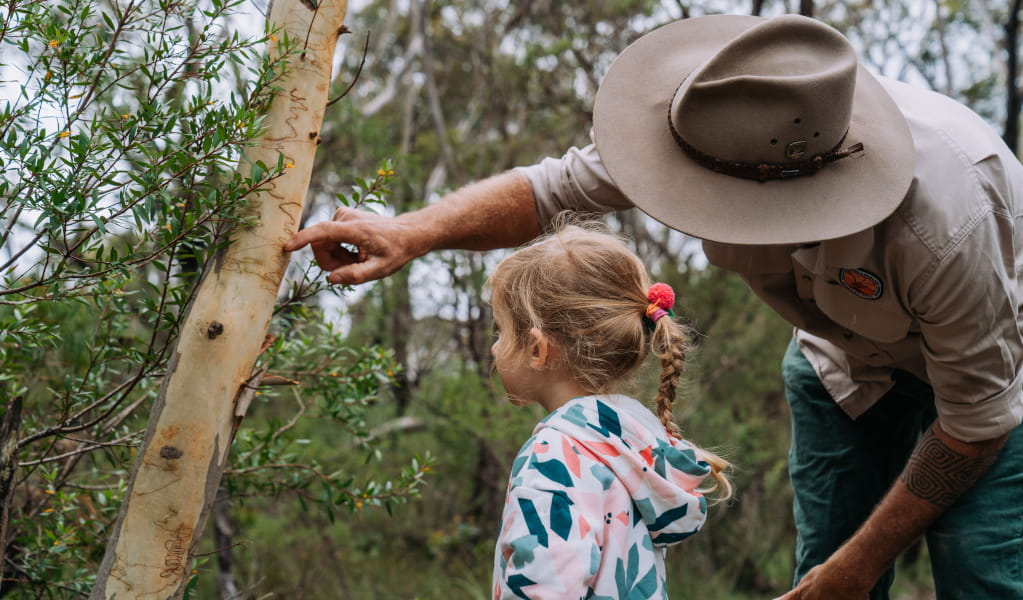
[{"xmin": 488, "ymin": 223, "xmax": 731, "ymax": 499}]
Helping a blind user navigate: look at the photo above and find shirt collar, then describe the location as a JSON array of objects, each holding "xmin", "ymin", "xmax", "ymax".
[
  {"xmin": 702, "ymin": 226, "xmax": 876, "ymax": 275},
  {"xmin": 792, "ymin": 227, "xmax": 875, "ymax": 274}
]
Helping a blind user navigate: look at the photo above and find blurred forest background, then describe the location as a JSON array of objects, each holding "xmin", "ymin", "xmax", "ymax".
[{"xmin": 1, "ymin": 0, "xmax": 1019, "ymax": 598}]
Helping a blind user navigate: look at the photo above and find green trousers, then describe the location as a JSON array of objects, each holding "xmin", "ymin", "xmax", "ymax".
[{"xmin": 782, "ymin": 338, "xmax": 1023, "ymax": 599}]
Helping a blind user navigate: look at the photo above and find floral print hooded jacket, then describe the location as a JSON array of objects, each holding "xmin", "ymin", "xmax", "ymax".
[{"xmin": 492, "ymin": 394, "xmax": 712, "ymax": 600}]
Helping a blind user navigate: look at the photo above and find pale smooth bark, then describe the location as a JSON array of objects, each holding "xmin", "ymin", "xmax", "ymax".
[{"xmin": 89, "ymin": 1, "xmax": 349, "ymax": 597}]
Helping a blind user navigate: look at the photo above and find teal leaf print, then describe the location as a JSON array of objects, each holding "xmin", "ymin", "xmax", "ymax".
[
  {"xmin": 589, "ymin": 543, "xmax": 601, "ymax": 576},
  {"xmin": 631, "ymin": 565, "xmax": 659, "ymax": 598},
  {"xmin": 615, "ymin": 556, "xmax": 627, "ymax": 596},
  {"xmin": 590, "ymin": 463, "xmax": 615, "ymax": 491},
  {"xmin": 653, "ymin": 439, "xmax": 710, "ymax": 476},
  {"xmin": 518, "ymin": 498, "xmax": 549, "ymax": 547},
  {"xmin": 530, "ymin": 455, "xmax": 574, "ymax": 487},
  {"xmin": 652, "ymin": 528, "xmax": 699, "ymax": 544},
  {"xmin": 648, "ymin": 503, "xmax": 689, "ymax": 532},
  {"xmin": 563, "ymin": 404, "xmax": 590, "ymax": 428},
  {"xmin": 509, "ymin": 534, "xmax": 540, "ymax": 568},
  {"xmin": 511, "ymin": 453, "xmax": 530, "ymax": 477},
  {"xmin": 593, "ymin": 400, "xmax": 623, "ymax": 438},
  {"xmin": 549, "ymin": 490, "xmax": 574, "ymax": 541},
  {"xmin": 614, "ymin": 545, "xmax": 660, "ymax": 599},
  {"xmin": 626, "ymin": 544, "xmax": 639, "ymax": 589},
  {"xmin": 507, "ymin": 574, "xmax": 537, "ymax": 600},
  {"xmin": 633, "ymin": 497, "xmax": 657, "ymax": 526}
]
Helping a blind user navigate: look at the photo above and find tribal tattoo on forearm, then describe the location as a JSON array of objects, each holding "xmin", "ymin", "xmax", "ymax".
[{"xmin": 899, "ymin": 428, "xmax": 1000, "ymax": 508}]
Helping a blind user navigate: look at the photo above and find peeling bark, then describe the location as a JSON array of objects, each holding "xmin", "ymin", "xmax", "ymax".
[{"xmin": 89, "ymin": 1, "xmax": 350, "ymax": 598}]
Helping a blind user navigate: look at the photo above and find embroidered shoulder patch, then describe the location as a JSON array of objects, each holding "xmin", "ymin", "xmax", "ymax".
[{"xmin": 839, "ymin": 268, "xmax": 883, "ymax": 300}]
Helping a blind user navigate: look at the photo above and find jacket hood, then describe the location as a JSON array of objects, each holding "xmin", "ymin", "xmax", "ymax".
[{"xmin": 537, "ymin": 394, "xmax": 712, "ymax": 547}]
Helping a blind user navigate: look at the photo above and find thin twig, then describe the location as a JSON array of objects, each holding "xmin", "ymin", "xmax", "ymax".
[
  {"xmin": 326, "ymin": 29, "xmax": 368, "ymax": 107},
  {"xmin": 18, "ymin": 430, "xmax": 144, "ymax": 467},
  {"xmin": 17, "ymin": 372, "xmax": 150, "ymax": 448}
]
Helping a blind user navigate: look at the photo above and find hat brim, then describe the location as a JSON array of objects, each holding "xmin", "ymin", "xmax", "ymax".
[{"xmin": 592, "ymin": 15, "xmax": 915, "ymax": 245}]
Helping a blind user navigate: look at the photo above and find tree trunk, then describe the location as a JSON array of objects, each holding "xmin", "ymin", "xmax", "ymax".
[
  {"xmin": 213, "ymin": 486, "xmax": 239, "ymax": 600},
  {"xmin": 89, "ymin": 1, "xmax": 349, "ymax": 597},
  {"xmin": 1006, "ymin": 0, "xmax": 1022, "ymax": 153},
  {"xmin": 0, "ymin": 397, "xmax": 22, "ymax": 591}
]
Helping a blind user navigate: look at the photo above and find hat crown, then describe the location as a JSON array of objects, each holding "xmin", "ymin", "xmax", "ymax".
[{"xmin": 671, "ymin": 15, "xmax": 857, "ymax": 165}]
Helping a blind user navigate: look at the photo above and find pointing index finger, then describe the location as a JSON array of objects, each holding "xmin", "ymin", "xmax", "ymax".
[{"xmin": 284, "ymin": 221, "xmax": 356, "ymax": 252}]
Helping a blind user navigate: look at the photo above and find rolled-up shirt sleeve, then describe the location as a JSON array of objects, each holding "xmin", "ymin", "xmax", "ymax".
[
  {"xmin": 911, "ymin": 212, "xmax": 1023, "ymax": 442},
  {"xmin": 515, "ymin": 137, "xmax": 635, "ymax": 229}
]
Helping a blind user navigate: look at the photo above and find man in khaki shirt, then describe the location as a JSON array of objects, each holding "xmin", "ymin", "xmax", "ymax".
[{"xmin": 287, "ymin": 14, "xmax": 1023, "ymax": 600}]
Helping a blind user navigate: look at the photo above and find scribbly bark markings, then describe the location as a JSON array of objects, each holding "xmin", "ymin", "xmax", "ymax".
[
  {"xmin": 159, "ymin": 524, "xmax": 194, "ymax": 579},
  {"xmin": 277, "ymin": 200, "xmax": 303, "ymax": 229},
  {"xmin": 280, "ymin": 87, "xmax": 311, "ymax": 142},
  {"xmin": 900, "ymin": 429, "xmax": 999, "ymax": 507}
]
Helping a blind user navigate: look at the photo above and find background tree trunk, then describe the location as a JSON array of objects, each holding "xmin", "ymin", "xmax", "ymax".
[
  {"xmin": 1005, "ymin": 0, "xmax": 1021, "ymax": 153},
  {"xmin": 213, "ymin": 485, "xmax": 239, "ymax": 600},
  {"xmin": 88, "ymin": 1, "xmax": 350, "ymax": 597},
  {"xmin": 0, "ymin": 398, "xmax": 22, "ymax": 593}
]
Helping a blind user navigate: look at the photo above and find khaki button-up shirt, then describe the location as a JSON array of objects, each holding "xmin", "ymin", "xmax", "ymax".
[{"xmin": 520, "ymin": 77, "xmax": 1023, "ymax": 442}]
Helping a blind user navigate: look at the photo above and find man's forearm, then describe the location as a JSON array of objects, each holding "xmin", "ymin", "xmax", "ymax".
[
  {"xmin": 829, "ymin": 420, "xmax": 1007, "ymax": 589},
  {"xmin": 397, "ymin": 170, "xmax": 541, "ymax": 256},
  {"xmin": 285, "ymin": 169, "xmax": 543, "ymax": 285}
]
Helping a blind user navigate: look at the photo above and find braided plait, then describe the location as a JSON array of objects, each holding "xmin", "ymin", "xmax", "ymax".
[
  {"xmin": 652, "ymin": 318, "xmax": 686, "ymax": 441},
  {"xmin": 650, "ymin": 301, "xmax": 733, "ymax": 500}
]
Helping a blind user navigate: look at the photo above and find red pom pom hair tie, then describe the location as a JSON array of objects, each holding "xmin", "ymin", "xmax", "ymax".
[{"xmin": 644, "ymin": 283, "xmax": 675, "ymax": 329}]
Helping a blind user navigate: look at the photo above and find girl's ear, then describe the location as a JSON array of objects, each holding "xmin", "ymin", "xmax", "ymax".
[{"xmin": 527, "ymin": 327, "xmax": 550, "ymax": 369}]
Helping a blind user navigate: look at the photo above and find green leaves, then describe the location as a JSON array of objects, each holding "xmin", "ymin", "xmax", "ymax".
[
  {"xmin": 226, "ymin": 315, "xmax": 433, "ymax": 524},
  {"xmin": 0, "ymin": 0, "xmax": 300, "ymax": 306},
  {"xmin": 0, "ymin": 0, "xmax": 313, "ymax": 594},
  {"xmin": 336, "ymin": 158, "xmax": 394, "ymax": 209}
]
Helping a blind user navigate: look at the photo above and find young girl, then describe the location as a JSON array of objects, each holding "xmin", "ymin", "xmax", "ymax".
[{"xmin": 488, "ymin": 224, "xmax": 731, "ymax": 600}]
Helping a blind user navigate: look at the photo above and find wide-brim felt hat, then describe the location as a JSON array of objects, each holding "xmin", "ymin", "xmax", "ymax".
[{"xmin": 592, "ymin": 14, "xmax": 915, "ymax": 245}]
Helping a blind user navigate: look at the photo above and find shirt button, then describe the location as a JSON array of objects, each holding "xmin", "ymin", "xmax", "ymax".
[
  {"xmin": 843, "ymin": 331, "xmax": 854, "ymax": 340},
  {"xmin": 801, "ymin": 275, "xmax": 812, "ymax": 281}
]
